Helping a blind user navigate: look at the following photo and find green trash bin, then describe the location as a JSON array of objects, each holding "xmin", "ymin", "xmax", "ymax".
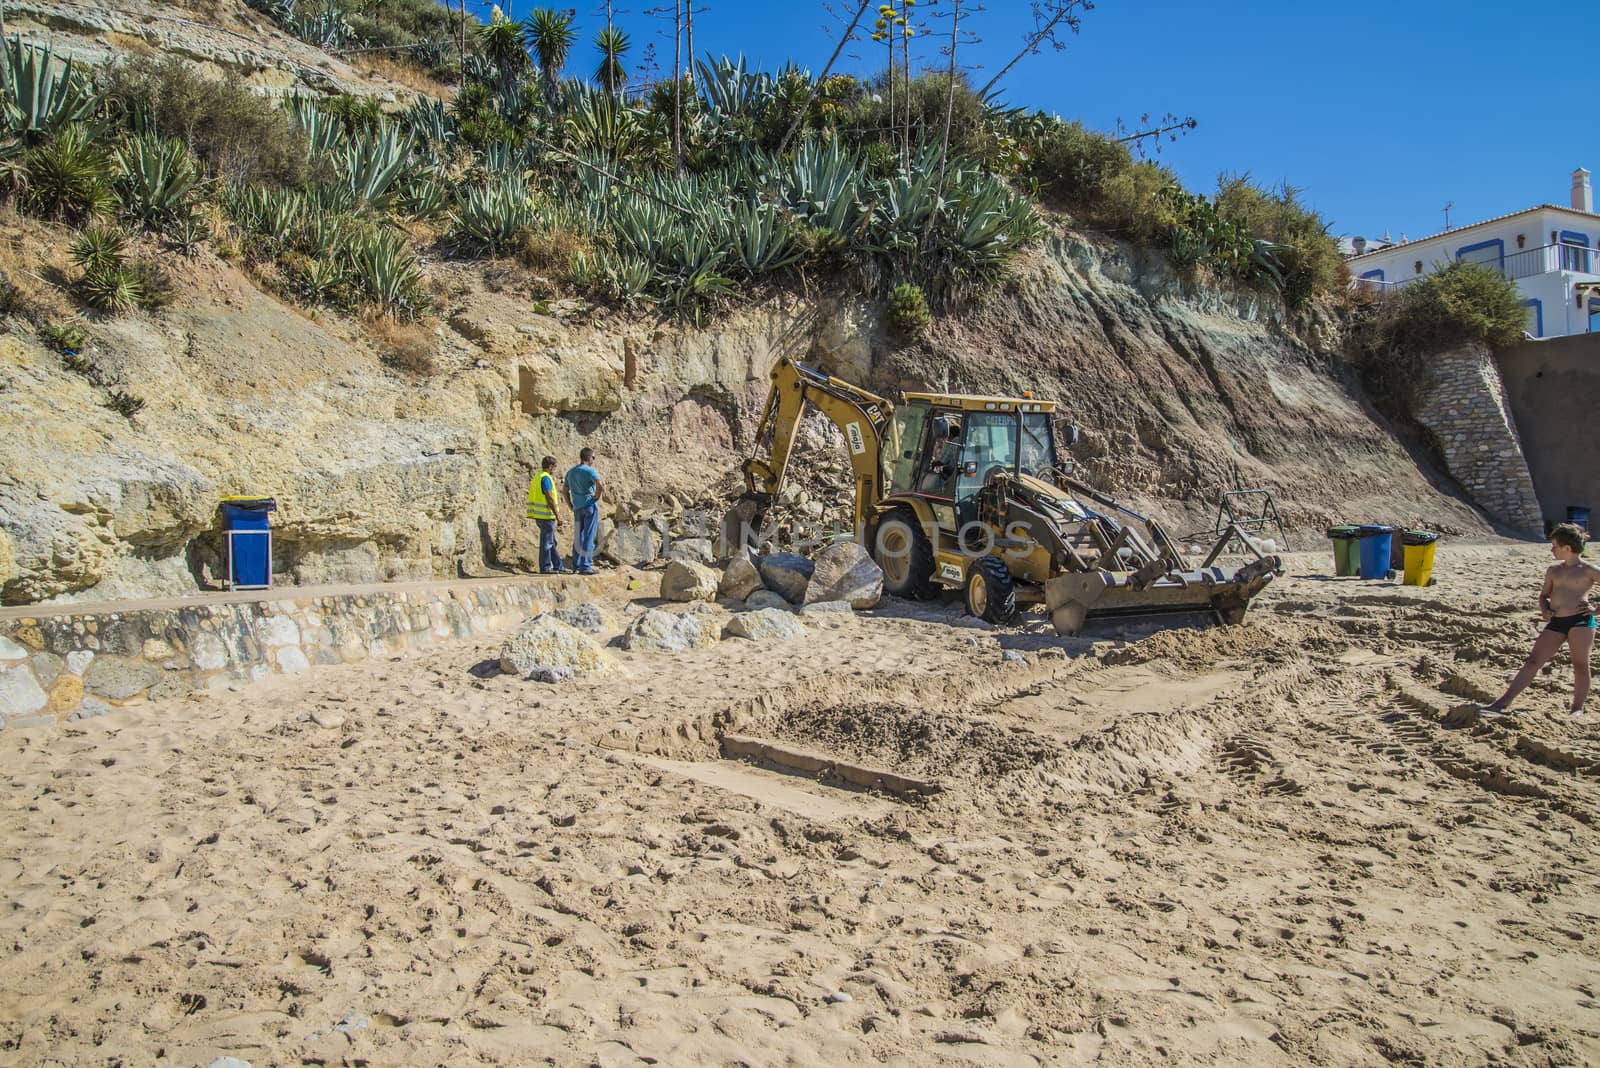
[{"xmin": 1327, "ymin": 525, "xmax": 1360, "ymax": 576}]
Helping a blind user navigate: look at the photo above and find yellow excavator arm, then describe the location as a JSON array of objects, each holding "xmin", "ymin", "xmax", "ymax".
[{"xmin": 742, "ymin": 356, "xmax": 894, "ymax": 538}]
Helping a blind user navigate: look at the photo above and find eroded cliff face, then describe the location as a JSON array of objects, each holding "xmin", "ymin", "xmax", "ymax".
[{"xmin": 0, "ymin": 228, "xmax": 1486, "ymax": 606}]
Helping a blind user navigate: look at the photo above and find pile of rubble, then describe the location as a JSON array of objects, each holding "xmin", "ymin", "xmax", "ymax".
[{"xmin": 601, "ymin": 413, "xmax": 857, "ymax": 566}]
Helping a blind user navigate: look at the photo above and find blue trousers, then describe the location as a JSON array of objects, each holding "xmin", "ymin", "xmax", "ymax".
[
  {"xmin": 573, "ymin": 504, "xmax": 599, "ymax": 571},
  {"xmin": 536, "ymin": 519, "xmax": 561, "ymax": 573}
]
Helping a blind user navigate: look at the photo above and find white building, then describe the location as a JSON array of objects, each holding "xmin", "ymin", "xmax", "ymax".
[{"xmin": 1346, "ymin": 169, "xmax": 1600, "ymax": 339}]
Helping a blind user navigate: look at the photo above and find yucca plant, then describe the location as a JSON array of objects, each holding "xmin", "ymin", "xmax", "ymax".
[
  {"xmin": 21, "ymin": 124, "xmax": 113, "ymax": 222},
  {"xmin": 113, "ymin": 134, "xmax": 199, "ymax": 233},
  {"xmin": 525, "ymin": 8, "xmax": 577, "ymax": 101},
  {"xmin": 593, "ymin": 27, "xmax": 630, "ymax": 95},
  {"xmin": 69, "ymin": 224, "xmax": 128, "ymax": 274},
  {"xmin": 79, "ymin": 264, "xmax": 146, "ymax": 313},
  {"xmin": 453, "ymin": 174, "xmax": 536, "ymax": 253},
  {"xmin": 343, "ymin": 226, "xmax": 425, "ymax": 317},
  {"xmin": 0, "ymin": 36, "xmax": 96, "ymax": 141}
]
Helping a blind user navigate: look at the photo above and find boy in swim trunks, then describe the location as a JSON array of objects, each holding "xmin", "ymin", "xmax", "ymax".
[{"xmin": 1488, "ymin": 523, "xmax": 1600, "ymax": 716}]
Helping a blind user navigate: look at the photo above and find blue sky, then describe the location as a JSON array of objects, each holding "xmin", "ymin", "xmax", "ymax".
[{"xmin": 476, "ymin": 1, "xmax": 1593, "ymax": 241}]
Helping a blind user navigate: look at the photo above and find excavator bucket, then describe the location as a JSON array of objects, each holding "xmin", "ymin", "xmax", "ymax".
[{"xmin": 1045, "ymin": 554, "xmax": 1281, "ymax": 635}]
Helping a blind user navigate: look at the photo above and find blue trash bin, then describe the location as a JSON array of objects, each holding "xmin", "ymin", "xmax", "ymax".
[
  {"xmin": 221, "ymin": 497, "xmax": 276, "ymax": 589},
  {"xmin": 1568, "ymin": 506, "xmax": 1590, "ymax": 533},
  {"xmin": 1357, "ymin": 524, "xmax": 1396, "ymax": 580}
]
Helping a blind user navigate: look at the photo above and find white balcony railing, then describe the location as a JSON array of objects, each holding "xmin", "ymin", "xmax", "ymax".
[{"xmin": 1352, "ymin": 241, "xmax": 1598, "ymax": 296}]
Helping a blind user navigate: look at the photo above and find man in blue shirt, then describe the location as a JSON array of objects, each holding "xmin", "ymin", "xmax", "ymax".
[{"xmin": 562, "ymin": 447, "xmax": 604, "ymax": 575}]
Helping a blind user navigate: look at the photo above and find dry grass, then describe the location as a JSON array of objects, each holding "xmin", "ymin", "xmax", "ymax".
[
  {"xmin": 515, "ymin": 226, "xmax": 591, "ymax": 277},
  {"xmin": 354, "ymin": 52, "xmax": 452, "ymax": 99},
  {"xmin": 0, "ymin": 207, "xmax": 82, "ymax": 324},
  {"xmin": 105, "ymin": 32, "xmax": 158, "ymax": 56},
  {"xmin": 365, "ymin": 313, "xmax": 440, "ymax": 376}
]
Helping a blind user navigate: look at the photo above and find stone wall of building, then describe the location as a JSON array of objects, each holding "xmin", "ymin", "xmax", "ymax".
[
  {"xmin": 1414, "ymin": 342, "xmax": 1544, "ymax": 535},
  {"xmin": 0, "ymin": 574, "xmax": 614, "ymax": 728}
]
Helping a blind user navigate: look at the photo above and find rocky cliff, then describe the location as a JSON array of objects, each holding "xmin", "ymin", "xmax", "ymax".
[{"xmin": 0, "ymin": 216, "xmax": 1489, "ymax": 606}]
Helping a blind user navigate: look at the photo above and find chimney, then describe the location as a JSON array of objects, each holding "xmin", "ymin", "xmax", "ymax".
[
  {"xmin": 1352, "ymin": 236, "xmax": 1367, "ymax": 254},
  {"xmin": 1575, "ymin": 168, "xmax": 1594, "ymax": 213}
]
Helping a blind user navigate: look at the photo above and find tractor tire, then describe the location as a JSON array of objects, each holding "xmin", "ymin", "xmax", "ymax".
[
  {"xmin": 965, "ymin": 555, "xmax": 1018, "ymax": 625},
  {"xmin": 875, "ymin": 512, "xmax": 936, "ymax": 599}
]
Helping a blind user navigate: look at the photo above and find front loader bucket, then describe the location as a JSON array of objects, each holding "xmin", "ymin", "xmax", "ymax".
[{"xmin": 1046, "ymin": 556, "xmax": 1281, "ymax": 636}]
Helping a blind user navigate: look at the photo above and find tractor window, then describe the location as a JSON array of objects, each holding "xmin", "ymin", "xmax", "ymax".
[
  {"xmin": 883, "ymin": 404, "xmax": 930, "ymax": 494},
  {"xmin": 1020, "ymin": 412, "xmax": 1056, "ymax": 476},
  {"xmin": 954, "ymin": 411, "xmax": 1019, "ymax": 504}
]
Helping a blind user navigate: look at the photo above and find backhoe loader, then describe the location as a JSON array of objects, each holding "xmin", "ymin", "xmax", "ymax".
[{"xmin": 734, "ymin": 356, "xmax": 1281, "ymax": 634}]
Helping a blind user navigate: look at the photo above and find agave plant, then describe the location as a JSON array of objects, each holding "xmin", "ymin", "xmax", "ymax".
[
  {"xmin": 285, "ymin": 96, "xmax": 347, "ymax": 157},
  {"xmin": 399, "ymin": 97, "xmax": 455, "ymax": 149},
  {"xmin": 343, "ymin": 226, "xmax": 426, "ymax": 317},
  {"xmin": 297, "ymin": 255, "xmax": 349, "ymax": 303},
  {"xmin": 0, "ymin": 36, "xmax": 96, "ymax": 141},
  {"xmin": 337, "ymin": 124, "xmax": 413, "ymax": 210},
  {"xmin": 453, "ymin": 174, "xmax": 536, "ymax": 253},
  {"xmin": 778, "ymin": 136, "xmax": 870, "ymax": 251},
  {"xmin": 21, "ymin": 124, "xmax": 113, "ymax": 222},
  {"xmin": 224, "ymin": 184, "xmax": 304, "ymax": 248},
  {"xmin": 724, "ymin": 200, "xmax": 801, "ymax": 278},
  {"xmin": 291, "ymin": 205, "xmax": 351, "ymax": 256},
  {"xmin": 168, "ymin": 210, "xmax": 211, "ymax": 256},
  {"xmin": 562, "ymin": 91, "xmax": 665, "ymax": 166},
  {"xmin": 113, "ymin": 134, "xmax": 200, "ymax": 233},
  {"xmin": 398, "ymin": 171, "xmax": 449, "ymax": 220},
  {"xmin": 69, "ymin": 224, "xmax": 128, "ymax": 275}
]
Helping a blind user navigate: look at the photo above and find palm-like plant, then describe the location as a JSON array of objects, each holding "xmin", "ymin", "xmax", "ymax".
[
  {"xmin": 69, "ymin": 225, "xmax": 128, "ymax": 275},
  {"xmin": 476, "ymin": 13, "xmax": 532, "ymax": 97},
  {"xmin": 593, "ymin": 27, "xmax": 630, "ymax": 95},
  {"xmin": 525, "ymin": 8, "xmax": 577, "ymax": 102}
]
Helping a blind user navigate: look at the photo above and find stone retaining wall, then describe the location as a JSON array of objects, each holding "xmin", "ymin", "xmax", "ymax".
[
  {"xmin": 0, "ymin": 575, "xmax": 610, "ymax": 728},
  {"xmin": 1415, "ymin": 342, "xmax": 1544, "ymax": 534}
]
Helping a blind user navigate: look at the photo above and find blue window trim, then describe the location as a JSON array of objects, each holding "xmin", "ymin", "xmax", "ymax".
[
  {"xmin": 1559, "ymin": 230, "xmax": 1592, "ymax": 273},
  {"xmin": 1456, "ymin": 238, "xmax": 1505, "ymax": 271},
  {"xmin": 1521, "ymin": 297, "xmax": 1543, "ymax": 338},
  {"xmin": 1360, "ymin": 268, "xmax": 1385, "ymax": 281}
]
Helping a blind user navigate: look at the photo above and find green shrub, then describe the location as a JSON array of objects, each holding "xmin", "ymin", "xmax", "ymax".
[
  {"xmin": 97, "ymin": 57, "xmax": 307, "ymax": 186},
  {"xmin": 886, "ymin": 282, "xmax": 930, "ymax": 341},
  {"xmin": 1351, "ymin": 260, "xmax": 1527, "ymax": 416},
  {"xmin": 104, "ymin": 388, "xmax": 145, "ymax": 420},
  {"xmin": 79, "ymin": 263, "xmax": 145, "ymax": 313},
  {"xmin": 1213, "ymin": 175, "xmax": 1345, "ymax": 306},
  {"xmin": 39, "ymin": 321, "xmax": 86, "ymax": 352}
]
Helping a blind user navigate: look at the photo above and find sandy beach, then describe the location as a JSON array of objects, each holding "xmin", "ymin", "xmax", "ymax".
[{"xmin": 3, "ymin": 541, "xmax": 1599, "ymax": 1066}]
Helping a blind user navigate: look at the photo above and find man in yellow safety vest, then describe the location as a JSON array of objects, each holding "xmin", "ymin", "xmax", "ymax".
[{"xmin": 526, "ymin": 455, "xmax": 562, "ymax": 573}]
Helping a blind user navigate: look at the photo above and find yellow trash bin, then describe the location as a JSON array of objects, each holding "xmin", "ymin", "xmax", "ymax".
[{"xmin": 1402, "ymin": 530, "xmax": 1438, "ymax": 586}]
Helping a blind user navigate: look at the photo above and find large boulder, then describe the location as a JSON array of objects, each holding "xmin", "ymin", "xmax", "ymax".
[
  {"xmin": 758, "ymin": 552, "xmax": 815, "ymax": 604},
  {"xmin": 665, "ymin": 537, "xmax": 716, "ymax": 566},
  {"xmin": 660, "ymin": 559, "xmax": 719, "ymax": 602},
  {"xmin": 620, "ymin": 608, "xmax": 720, "ymax": 652},
  {"xmin": 804, "ymin": 541, "xmax": 884, "ymax": 609},
  {"xmin": 603, "ymin": 522, "xmax": 660, "ymax": 565},
  {"xmin": 498, "ymin": 614, "xmax": 605, "ymax": 677},
  {"xmin": 718, "ymin": 550, "xmax": 765, "ymax": 601},
  {"xmin": 725, "ymin": 609, "xmax": 807, "ymax": 642}
]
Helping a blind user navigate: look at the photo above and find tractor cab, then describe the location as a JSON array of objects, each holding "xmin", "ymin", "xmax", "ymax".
[{"xmin": 881, "ymin": 393, "xmax": 1062, "ymax": 533}]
